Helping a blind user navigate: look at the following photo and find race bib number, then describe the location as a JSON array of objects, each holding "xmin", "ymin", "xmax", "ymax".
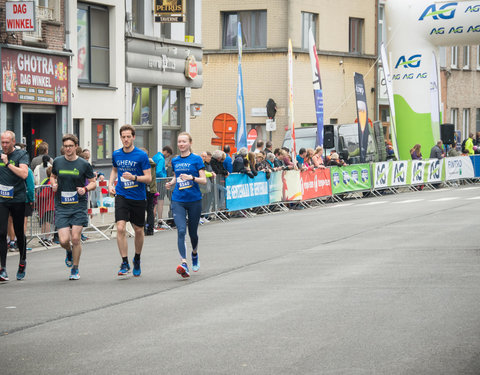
[
  {"xmin": 0, "ymin": 184, "xmax": 14, "ymax": 199},
  {"xmin": 121, "ymin": 176, "xmax": 137, "ymax": 189},
  {"xmin": 177, "ymin": 176, "xmax": 193, "ymax": 190},
  {"xmin": 61, "ymin": 191, "xmax": 78, "ymax": 204}
]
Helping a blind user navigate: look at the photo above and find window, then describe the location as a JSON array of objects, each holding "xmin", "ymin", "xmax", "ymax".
[
  {"xmin": 451, "ymin": 46, "xmax": 458, "ymax": 68},
  {"xmin": 162, "ymin": 89, "xmax": 181, "ymax": 151},
  {"xmin": 463, "ymin": 109, "xmax": 470, "ymax": 139},
  {"xmin": 349, "ymin": 18, "xmax": 364, "ymax": 54},
  {"xmin": 439, "ymin": 47, "xmax": 446, "ymax": 68},
  {"xmin": 463, "ymin": 46, "xmax": 470, "ymax": 69},
  {"xmin": 92, "ymin": 119, "xmax": 113, "ymax": 163},
  {"xmin": 301, "ymin": 12, "xmax": 317, "ymax": 50},
  {"xmin": 451, "ymin": 108, "xmax": 458, "ymax": 128},
  {"xmin": 477, "ymin": 45, "xmax": 480, "ymax": 70},
  {"xmin": 131, "ymin": 0, "xmax": 144, "ymax": 34},
  {"xmin": 73, "ymin": 119, "xmax": 80, "ymax": 145},
  {"xmin": 222, "ymin": 11, "xmax": 267, "ymax": 49},
  {"xmin": 476, "ymin": 108, "xmax": 480, "ymax": 132},
  {"xmin": 378, "ymin": 4, "xmax": 386, "ymax": 47},
  {"xmin": 132, "ymin": 87, "xmax": 152, "ymax": 126},
  {"xmin": 77, "ymin": 3, "xmax": 110, "ymax": 85}
]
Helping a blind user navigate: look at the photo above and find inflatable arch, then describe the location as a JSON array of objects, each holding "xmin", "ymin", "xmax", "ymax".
[{"xmin": 385, "ymin": 0, "xmax": 480, "ymax": 160}]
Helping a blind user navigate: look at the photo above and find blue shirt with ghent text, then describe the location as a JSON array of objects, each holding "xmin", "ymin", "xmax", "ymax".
[
  {"xmin": 112, "ymin": 147, "xmax": 150, "ymax": 201},
  {"xmin": 171, "ymin": 153, "xmax": 205, "ymax": 202}
]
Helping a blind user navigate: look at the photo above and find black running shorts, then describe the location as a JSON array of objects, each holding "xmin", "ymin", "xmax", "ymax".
[{"xmin": 115, "ymin": 195, "xmax": 146, "ymax": 227}]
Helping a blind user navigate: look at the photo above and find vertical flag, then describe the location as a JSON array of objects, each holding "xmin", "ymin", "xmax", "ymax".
[
  {"xmin": 380, "ymin": 43, "xmax": 399, "ymax": 158},
  {"xmin": 287, "ymin": 38, "xmax": 297, "ymax": 157},
  {"xmin": 354, "ymin": 73, "xmax": 369, "ymax": 163},
  {"xmin": 236, "ymin": 22, "xmax": 247, "ymax": 149},
  {"xmin": 308, "ymin": 28, "xmax": 324, "ymax": 148},
  {"xmin": 430, "ymin": 51, "xmax": 441, "ymax": 142}
]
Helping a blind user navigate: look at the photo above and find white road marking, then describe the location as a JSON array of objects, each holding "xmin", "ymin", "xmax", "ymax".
[
  {"xmin": 393, "ymin": 199, "xmax": 425, "ymax": 204},
  {"xmin": 430, "ymin": 197, "xmax": 459, "ymax": 202},
  {"xmin": 5, "ymin": 306, "xmax": 16, "ymax": 309},
  {"xmin": 467, "ymin": 196, "xmax": 480, "ymax": 200},
  {"xmin": 357, "ymin": 201, "xmax": 388, "ymax": 206}
]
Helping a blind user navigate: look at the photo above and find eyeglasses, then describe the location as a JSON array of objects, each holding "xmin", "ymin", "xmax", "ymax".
[{"xmin": 63, "ymin": 144, "xmax": 75, "ymax": 148}]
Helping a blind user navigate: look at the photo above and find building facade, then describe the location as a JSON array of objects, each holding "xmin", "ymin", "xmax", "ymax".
[
  {"xmin": 191, "ymin": 0, "xmax": 378, "ymax": 153},
  {"xmin": 439, "ymin": 45, "xmax": 480, "ymax": 143},
  {"xmin": 0, "ymin": 0, "xmax": 70, "ymax": 158}
]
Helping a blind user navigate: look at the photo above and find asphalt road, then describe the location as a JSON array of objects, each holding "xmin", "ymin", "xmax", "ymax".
[{"xmin": 1, "ymin": 185, "xmax": 480, "ymax": 375}]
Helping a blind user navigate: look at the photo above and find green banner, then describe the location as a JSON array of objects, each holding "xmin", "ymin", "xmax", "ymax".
[{"xmin": 331, "ymin": 164, "xmax": 372, "ymax": 194}]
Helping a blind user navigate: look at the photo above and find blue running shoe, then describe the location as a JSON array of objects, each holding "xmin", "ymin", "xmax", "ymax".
[
  {"xmin": 192, "ymin": 253, "xmax": 200, "ymax": 272},
  {"xmin": 16, "ymin": 262, "xmax": 26, "ymax": 280},
  {"xmin": 65, "ymin": 250, "xmax": 73, "ymax": 268},
  {"xmin": 176, "ymin": 262, "xmax": 190, "ymax": 278},
  {"xmin": 0, "ymin": 269, "xmax": 9, "ymax": 282},
  {"xmin": 132, "ymin": 257, "xmax": 141, "ymax": 277},
  {"xmin": 118, "ymin": 261, "xmax": 130, "ymax": 276},
  {"xmin": 69, "ymin": 268, "xmax": 80, "ymax": 280}
]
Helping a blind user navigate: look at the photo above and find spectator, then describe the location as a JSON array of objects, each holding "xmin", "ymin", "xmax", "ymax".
[
  {"xmin": 30, "ymin": 142, "xmax": 53, "ymax": 171},
  {"xmin": 33, "ymin": 154, "xmax": 52, "ymax": 185},
  {"xmin": 448, "ymin": 141, "xmax": 461, "ymax": 157},
  {"xmin": 233, "ymin": 147, "xmax": 254, "ymax": 178},
  {"xmin": 281, "ymin": 150, "xmax": 295, "ymax": 170},
  {"xmin": 200, "ymin": 151, "xmax": 215, "ymax": 220},
  {"xmin": 303, "ymin": 149, "xmax": 315, "ymax": 171},
  {"xmin": 37, "ymin": 166, "xmax": 55, "ymax": 246},
  {"xmin": 464, "ymin": 133, "xmax": 475, "ymax": 155},
  {"xmin": 264, "ymin": 141, "xmax": 273, "ymax": 154},
  {"xmin": 266, "ymin": 153, "xmax": 276, "ymax": 170},
  {"xmin": 247, "ymin": 152, "xmax": 258, "ymax": 176},
  {"xmin": 255, "ymin": 152, "xmax": 271, "ymax": 173},
  {"xmin": 429, "ymin": 140, "xmax": 444, "ymax": 159},
  {"xmin": 82, "ymin": 149, "xmax": 91, "ymax": 161},
  {"xmin": 223, "ymin": 145, "xmax": 233, "ymax": 174},
  {"xmin": 152, "ymin": 145, "xmax": 173, "ymax": 227},
  {"xmin": 327, "ymin": 152, "xmax": 346, "ymax": 167},
  {"xmin": 312, "ymin": 146, "xmax": 325, "ymax": 168},
  {"xmin": 211, "ymin": 150, "xmax": 228, "ymax": 210},
  {"xmin": 273, "ymin": 148, "xmax": 283, "ymax": 169},
  {"xmin": 296, "ymin": 148, "xmax": 306, "ymax": 168},
  {"xmin": 141, "ymin": 148, "xmax": 157, "ymax": 236},
  {"xmin": 254, "ymin": 140, "xmax": 264, "ymax": 154},
  {"xmin": 410, "ymin": 144, "xmax": 422, "ymax": 160}
]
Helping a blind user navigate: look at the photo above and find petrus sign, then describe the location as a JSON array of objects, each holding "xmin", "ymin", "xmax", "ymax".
[{"xmin": 6, "ymin": 1, "xmax": 35, "ymax": 32}]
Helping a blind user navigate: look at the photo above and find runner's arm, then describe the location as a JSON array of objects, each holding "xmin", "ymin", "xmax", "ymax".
[
  {"xmin": 108, "ymin": 167, "xmax": 117, "ymax": 195},
  {"xmin": 7, "ymin": 162, "xmax": 28, "ymax": 180}
]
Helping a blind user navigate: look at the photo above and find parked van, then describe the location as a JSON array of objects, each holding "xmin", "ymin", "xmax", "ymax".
[{"xmin": 282, "ymin": 124, "xmax": 379, "ymax": 164}]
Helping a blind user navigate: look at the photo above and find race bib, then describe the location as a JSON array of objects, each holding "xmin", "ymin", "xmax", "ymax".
[
  {"xmin": 177, "ymin": 176, "xmax": 193, "ymax": 190},
  {"xmin": 121, "ymin": 176, "xmax": 137, "ymax": 189},
  {"xmin": 61, "ymin": 191, "xmax": 78, "ymax": 204},
  {"xmin": 0, "ymin": 184, "xmax": 14, "ymax": 199}
]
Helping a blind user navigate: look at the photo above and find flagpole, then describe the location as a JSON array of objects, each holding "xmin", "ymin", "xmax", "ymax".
[{"xmin": 288, "ymin": 38, "xmax": 297, "ymax": 159}]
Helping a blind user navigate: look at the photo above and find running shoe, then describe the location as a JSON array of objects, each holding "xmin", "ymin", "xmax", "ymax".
[
  {"xmin": 16, "ymin": 262, "xmax": 26, "ymax": 280},
  {"xmin": 132, "ymin": 257, "xmax": 141, "ymax": 277},
  {"xmin": 69, "ymin": 268, "xmax": 80, "ymax": 280},
  {"xmin": 118, "ymin": 261, "xmax": 131, "ymax": 276},
  {"xmin": 0, "ymin": 269, "xmax": 8, "ymax": 282},
  {"xmin": 8, "ymin": 241, "xmax": 17, "ymax": 252},
  {"xmin": 81, "ymin": 234, "xmax": 88, "ymax": 241},
  {"xmin": 65, "ymin": 250, "xmax": 73, "ymax": 268},
  {"xmin": 192, "ymin": 253, "xmax": 200, "ymax": 272},
  {"xmin": 176, "ymin": 262, "xmax": 190, "ymax": 278}
]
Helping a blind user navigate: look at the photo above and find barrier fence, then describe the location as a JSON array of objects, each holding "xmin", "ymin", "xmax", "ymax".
[{"xmin": 26, "ymin": 155, "xmax": 480, "ymax": 244}]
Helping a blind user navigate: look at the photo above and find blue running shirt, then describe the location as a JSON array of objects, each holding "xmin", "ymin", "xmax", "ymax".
[
  {"xmin": 112, "ymin": 147, "xmax": 150, "ymax": 200},
  {"xmin": 171, "ymin": 153, "xmax": 205, "ymax": 202}
]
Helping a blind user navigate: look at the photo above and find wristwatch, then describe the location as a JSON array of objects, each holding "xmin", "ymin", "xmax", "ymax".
[{"xmin": 134, "ymin": 175, "xmax": 137, "ymax": 181}]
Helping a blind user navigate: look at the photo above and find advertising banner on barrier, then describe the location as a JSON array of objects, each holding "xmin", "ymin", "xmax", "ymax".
[
  {"xmin": 391, "ymin": 160, "xmax": 408, "ymax": 186},
  {"xmin": 300, "ymin": 168, "xmax": 332, "ymax": 200},
  {"xmin": 445, "ymin": 156, "xmax": 475, "ymax": 181},
  {"xmin": 409, "ymin": 160, "xmax": 426, "ymax": 185},
  {"xmin": 226, "ymin": 172, "xmax": 269, "ymax": 210},
  {"xmin": 269, "ymin": 171, "xmax": 283, "ymax": 203},
  {"xmin": 331, "ymin": 164, "xmax": 371, "ymax": 194},
  {"xmin": 425, "ymin": 159, "xmax": 443, "ymax": 183},
  {"xmin": 373, "ymin": 162, "xmax": 391, "ymax": 189},
  {"xmin": 282, "ymin": 170, "xmax": 302, "ymax": 201},
  {"xmin": 470, "ymin": 155, "xmax": 480, "ymax": 178}
]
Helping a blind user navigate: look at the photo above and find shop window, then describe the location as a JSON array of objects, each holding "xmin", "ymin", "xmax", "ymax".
[
  {"xmin": 132, "ymin": 87, "xmax": 152, "ymax": 125},
  {"xmin": 301, "ymin": 12, "xmax": 317, "ymax": 50},
  {"xmin": 349, "ymin": 18, "xmax": 364, "ymax": 54},
  {"xmin": 92, "ymin": 119, "xmax": 113, "ymax": 163},
  {"xmin": 77, "ymin": 3, "xmax": 110, "ymax": 85},
  {"xmin": 222, "ymin": 11, "xmax": 267, "ymax": 49}
]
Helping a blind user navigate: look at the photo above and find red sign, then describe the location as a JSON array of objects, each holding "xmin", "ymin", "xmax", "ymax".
[
  {"xmin": 300, "ymin": 168, "xmax": 332, "ymax": 200},
  {"xmin": 6, "ymin": 1, "xmax": 35, "ymax": 32},
  {"xmin": 247, "ymin": 129, "xmax": 257, "ymax": 151},
  {"xmin": 185, "ymin": 55, "xmax": 198, "ymax": 80},
  {"xmin": 1, "ymin": 48, "xmax": 69, "ymax": 105}
]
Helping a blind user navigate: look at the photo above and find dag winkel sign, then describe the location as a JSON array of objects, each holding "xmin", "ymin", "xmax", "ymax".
[{"xmin": 154, "ymin": 0, "xmax": 186, "ymax": 23}]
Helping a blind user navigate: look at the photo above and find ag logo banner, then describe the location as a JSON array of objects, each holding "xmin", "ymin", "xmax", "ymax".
[
  {"xmin": 411, "ymin": 160, "xmax": 426, "ymax": 185},
  {"xmin": 418, "ymin": 2, "xmax": 458, "ymax": 21},
  {"xmin": 374, "ymin": 162, "xmax": 390, "ymax": 188},
  {"xmin": 426, "ymin": 159, "xmax": 443, "ymax": 183},
  {"xmin": 391, "ymin": 161, "xmax": 407, "ymax": 186}
]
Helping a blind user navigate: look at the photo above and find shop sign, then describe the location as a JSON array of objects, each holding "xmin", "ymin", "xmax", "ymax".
[
  {"xmin": 6, "ymin": 1, "xmax": 35, "ymax": 32},
  {"xmin": 148, "ymin": 55, "xmax": 176, "ymax": 71},
  {"xmin": 1, "ymin": 48, "xmax": 68, "ymax": 105},
  {"xmin": 154, "ymin": 0, "xmax": 186, "ymax": 23},
  {"xmin": 185, "ymin": 55, "xmax": 197, "ymax": 80}
]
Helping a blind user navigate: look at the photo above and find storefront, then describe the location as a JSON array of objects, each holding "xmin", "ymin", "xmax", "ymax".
[
  {"xmin": 1, "ymin": 46, "xmax": 71, "ymax": 159},
  {"xmin": 125, "ymin": 35, "xmax": 202, "ymax": 154}
]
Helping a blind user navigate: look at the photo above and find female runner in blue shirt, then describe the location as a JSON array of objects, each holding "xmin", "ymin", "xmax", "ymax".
[{"xmin": 166, "ymin": 132, "xmax": 207, "ymax": 277}]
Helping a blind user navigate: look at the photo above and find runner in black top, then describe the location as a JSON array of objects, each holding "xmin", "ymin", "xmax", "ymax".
[{"xmin": 0, "ymin": 131, "xmax": 29, "ymax": 282}]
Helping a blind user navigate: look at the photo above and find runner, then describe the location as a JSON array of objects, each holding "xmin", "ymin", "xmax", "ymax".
[
  {"xmin": 165, "ymin": 132, "xmax": 207, "ymax": 278},
  {"xmin": 51, "ymin": 134, "xmax": 96, "ymax": 280},
  {"xmin": 108, "ymin": 125, "xmax": 151, "ymax": 277},
  {"xmin": 0, "ymin": 131, "xmax": 29, "ymax": 282}
]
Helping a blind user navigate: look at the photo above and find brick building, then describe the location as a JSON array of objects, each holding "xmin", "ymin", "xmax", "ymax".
[{"xmin": 190, "ymin": 0, "xmax": 378, "ymax": 153}]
